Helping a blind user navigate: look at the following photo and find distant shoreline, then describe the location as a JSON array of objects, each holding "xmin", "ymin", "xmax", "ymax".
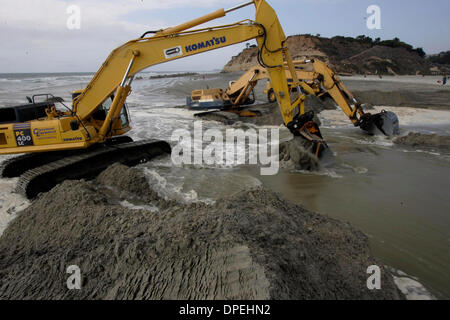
[
  {"xmin": 147, "ymin": 72, "xmax": 199, "ymax": 80},
  {"xmin": 0, "ymin": 71, "xmax": 215, "ymax": 77}
]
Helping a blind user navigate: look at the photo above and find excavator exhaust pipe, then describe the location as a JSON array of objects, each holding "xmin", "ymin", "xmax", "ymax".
[{"xmin": 359, "ymin": 110, "xmax": 400, "ymax": 136}]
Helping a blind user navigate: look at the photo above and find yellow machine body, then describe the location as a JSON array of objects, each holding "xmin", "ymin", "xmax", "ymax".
[
  {"xmin": 189, "ymin": 59, "xmax": 367, "ymax": 127},
  {"xmin": 265, "ymin": 59, "xmax": 366, "ymax": 126},
  {"xmin": 0, "ymin": 95, "xmax": 131, "ymax": 155},
  {"xmin": 0, "ymin": 0, "xmax": 322, "ymax": 156}
]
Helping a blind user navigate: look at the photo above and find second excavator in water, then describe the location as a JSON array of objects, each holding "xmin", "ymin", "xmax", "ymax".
[
  {"xmin": 0, "ymin": 0, "xmax": 340, "ymax": 199},
  {"xmin": 187, "ymin": 58, "xmax": 399, "ymax": 136}
]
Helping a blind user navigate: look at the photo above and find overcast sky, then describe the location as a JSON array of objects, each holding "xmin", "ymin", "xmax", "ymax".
[{"xmin": 1, "ymin": 0, "xmax": 449, "ymax": 73}]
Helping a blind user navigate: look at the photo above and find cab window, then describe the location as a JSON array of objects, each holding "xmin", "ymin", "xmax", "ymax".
[{"xmin": 92, "ymin": 96, "xmax": 129, "ymax": 127}]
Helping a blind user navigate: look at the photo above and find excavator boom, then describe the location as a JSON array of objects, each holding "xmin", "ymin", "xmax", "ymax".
[{"xmin": 288, "ymin": 59, "xmax": 399, "ymax": 136}]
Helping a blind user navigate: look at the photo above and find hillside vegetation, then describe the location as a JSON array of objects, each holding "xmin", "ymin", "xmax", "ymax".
[{"xmin": 223, "ymin": 35, "xmax": 448, "ymax": 75}]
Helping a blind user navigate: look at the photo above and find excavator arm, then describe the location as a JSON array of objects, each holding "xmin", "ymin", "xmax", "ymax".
[
  {"xmin": 73, "ymin": 0, "xmax": 308, "ymax": 142},
  {"xmin": 292, "ymin": 59, "xmax": 363, "ymax": 126},
  {"xmin": 224, "ymin": 58, "xmax": 382, "ymax": 127},
  {"xmin": 225, "ymin": 63, "xmax": 321, "ymax": 106},
  {"xmin": 202, "ymin": 57, "xmax": 399, "ymax": 136},
  {"xmin": 288, "ymin": 59, "xmax": 399, "ymax": 135}
]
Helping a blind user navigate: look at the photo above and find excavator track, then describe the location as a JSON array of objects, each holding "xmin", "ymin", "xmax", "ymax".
[
  {"xmin": 11, "ymin": 139, "xmax": 171, "ymax": 199},
  {"xmin": 194, "ymin": 110, "xmax": 240, "ymax": 124},
  {"xmin": 0, "ymin": 136, "xmax": 135, "ymax": 179},
  {"xmin": 1, "ymin": 152, "xmax": 70, "ymax": 178}
]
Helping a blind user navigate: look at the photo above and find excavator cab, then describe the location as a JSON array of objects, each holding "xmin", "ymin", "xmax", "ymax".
[
  {"xmin": 72, "ymin": 90, "xmax": 131, "ymax": 135},
  {"xmin": 187, "ymin": 88, "xmax": 232, "ymax": 110},
  {"xmin": 92, "ymin": 95, "xmax": 131, "ymax": 129}
]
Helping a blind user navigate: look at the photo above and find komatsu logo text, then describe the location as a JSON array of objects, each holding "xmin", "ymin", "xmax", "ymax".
[
  {"xmin": 64, "ymin": 137, "xmax": 83, "ymax": 142},
  {"xmin": 185, "ymin": 36, "xmax": 227, "ymax": 53}
]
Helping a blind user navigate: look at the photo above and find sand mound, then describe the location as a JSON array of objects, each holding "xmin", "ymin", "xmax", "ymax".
[
  {"xmin": 0, "ymin": 165, "xmax": 402, "ymax": 300},
  {"xmin": 353, "ymin": 90, "xmax": 450, "ymax": 110},
  {"xmin": 394, "ymin": 132, "xmax": 450, "ymax": 149},
  {"xmin": 280, "ymin": 136, "xmax": 320, "ymax": 171},
  {"xmin": 354, "ymin": 90, "xmax": 417, "ymax": 107},
  {"xmin": 305, "ymin": 95, "xmax": 337, "ymax": 113},
  {"xmin": 198, "ymin": 98, "xmax": 326, "ymax": 128},
  {"xmin": 96, "ymin": 163, "xmax": 159, "ymax": 202},
  {"xmin": 243, "ymin": 99, "xmax": 325, "ymax": 127}
]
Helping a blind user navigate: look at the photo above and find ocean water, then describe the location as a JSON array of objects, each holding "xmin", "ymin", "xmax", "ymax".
[{"xmin": 0, "ymin": 72, "xmax": 449, "ymax": 299}]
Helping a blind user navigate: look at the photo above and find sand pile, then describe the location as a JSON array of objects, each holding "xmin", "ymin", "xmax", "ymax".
[
  {"xmin": 355, "ymin": 90, "xmax": 418, "ymax": 108},
  {"xmin": 0, "ymin": 164, "xmax": 402, "ymax": 300},
  {"xmin": 394, "ymin": 132, "xmax": 450, "ymax": 149},
  {"xmin": 198, "ymin": 97, "xmax": 328, "ymax": 128},
  {"xmin": 242, "ymin": 98, "xmax": 327, "ymax": 127},
  {"xmin": 280, "ymin": 137, "xmax": 320, "ymax": 171},
  {"xmin": 353, "ymin": 90, "xmax": 450, "ymax": 110},
  {"xmin": 96, "ymin": 163, "xmax": 160, "ymax": 203},
  {"xmin": 305, "ymin": 95, "xmax": 337, "ymax": 113}
]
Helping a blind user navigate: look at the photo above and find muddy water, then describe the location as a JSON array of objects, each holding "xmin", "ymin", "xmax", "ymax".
[
  {"xmin": 0, "ymin": 72, "xmax": 449, "ymax": 299},
  {"xmin": 252, "ymin": 128, "xmax": 450, "ymax": 299},
  {"xmin": 140, "ymin": 123, "xmax": 450, "ymax": 299}
]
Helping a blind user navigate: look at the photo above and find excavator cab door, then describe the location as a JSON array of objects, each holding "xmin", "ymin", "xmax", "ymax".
[
  {"xmin": 119, "ymin": 103, "xmax": 131, "ymax": 128},
  {"xmin": 94, "ymin": 95, "xmax": 130, "ymax": 128}
]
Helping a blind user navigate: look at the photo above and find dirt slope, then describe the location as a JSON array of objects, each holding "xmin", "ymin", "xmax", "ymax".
[{"xmin": 394, "ymin": 132, "xmax": 450, "ymax": 149}]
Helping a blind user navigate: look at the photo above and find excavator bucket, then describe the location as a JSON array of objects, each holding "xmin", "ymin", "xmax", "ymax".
[
  {"xmin": 359, "ymin": 110, "xmax": 400, "ymax": 136},
  {"xmin": 301, "ymin": 121, "xmax": 335, "ymax": 167},
  {"xmin": 286, "ymin": 110, "xmax": 335, "ymax": 168}
]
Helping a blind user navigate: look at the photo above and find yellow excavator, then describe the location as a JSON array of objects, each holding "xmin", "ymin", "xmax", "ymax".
[
  {"xmin": 187, "ymin": 64, "xmax": 300, "ymax": 110},
  {"xmin": 188, "ymin": 59, "xmax": 399, "ymax": 136},
  {"xmin": 188, "ymin": 61, "xmax": 309, "ymax": 110},
  {"xmin": 0, "ymin": 0, "xmax": 334, "ymax": 199}
]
